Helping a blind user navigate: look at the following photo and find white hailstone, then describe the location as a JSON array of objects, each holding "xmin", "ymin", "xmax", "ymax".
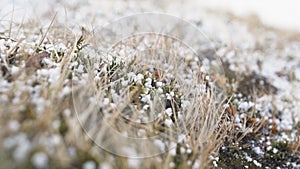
[
  {"xmin": 253, "ymin": 160, "xmax": 262, "ymax": 167},
  {"xmin": 8, "ymin": 120, "xmax": 20, "ymax": 132},
  {"xmin": 31, "ymin": 152, "xmax": 48, "ymax": 169},
  {"xmin": 103, "ymin": 98, "xmax": 110, "ymax": 106},
  {"xmin": 157, "ymin": 87, "xmax": 164, "ymax": 94},
  {"xmin": 63, "ymin": 109, "xmax": 71, "ymax": 117},
  {"xmin": 174, "ymin": 84, "xmax": 181, "ymax": 88},
  {"xmin": 77, "ymin": 65, "xmax": 84, "ymax": 73},
  {"xmin": 154, "ymin": 139, "xmax": 165, "ymax": 151},
  {"xmin": 52, "ymin": 120, "xmax": 60, "ymax": 130},
  {"xmin": 178, "ymin": 134, "xmax": 186, "ymax": 143},
  {"xmin": 121, "ymin": 80, "xmax": 128, "ymax": 87},
  {"xmin": 3, "ymin": 136, "xmax": 17, "ymax": 149},
  {"xmin": 83, "ymin": 161, "xmax": 96, "ymax": 169},
  {"xmin": 141, "ymin": 94, "xmax": 151, "ymax": 103},
  {"xmin": 185, "ymin": 54, "xmax": 194, "ymax": 60},
  {"xmin": 181, "ymin": 100, "xmax": 190, "ymax": 109},
  {"xmin": 128, "ymin": 159, "xmax": 140, "ymax": 168},
  {"xmin": 122, "ymin": 147, "xmax": 137, "ymax": 157},
  {"xmin": 11, "ymin": 66, "xmax": 19, "ymax": 75},
  {"xmin": 245, "ymin": 156, "xmax": 253, "ymax": 162},
  {"xmin": 213, "ymin": 161, "xmax": 218, "ymax": 167},
  {"xmin": 138, "ymin": 128, "xmax": 147, "ymax": 137},
  {"xmin": 67, "ymin": 147, "xmax": 76, "ymax": 157},
  {"xmin": 60, "ymin": 86, "xmax": 70, "ymax": 97},
  {"xmin": 253, "ymin": 147, "xmax": 264, "ymax": 155},
  {"xmin": 49, "ymin": 134, "xmax": 61, "ymax": 146},
  {"xmin": 121, "ymin": 132, "xmax": 128, "ymax": 137},
  {"xmin": 169, "ymin": 162, "xmax": 175, "ymax": 168},
  {"xmin": 42, "ymin": 57, "xmax": 53, "ymax": 66},
  {"xmin": 0, "ymin": 80, "xmax": 11, "ymax": 92},
  {"xmin": 57, "ymin": 42, "xmax": 67, "ymax": 51},
  {"xmin": 0, "ymin": 94, "xmax": 9, "ymax": 103},
  {"xmin": 267, "ymin": 146, "xmax": 272, "ymax": 151},
  {"xmin": 169, "ymin": 142, "xmax": 177, "ymax": 156},
  {"xmin": 37, "ymin": 69, "xmax": 49, "ymax": 77},
  {"xmin": 180, "ymin": 147, "xmax": 186, "ymax": 154},
  {"xmin": 156, "ymin": 82, "xmax": 163, "ymax": 87},
  {"xmin": 143, "ymin": 105, "xmax": 149, "ymax": 110},
  {"xmin": 111, "ymin": 93, "xmax": 119, "ymax": 102},
  {"xmin": 48, "ymin": 67, "xmax": 61, "ymax": 84},
  {"xmin": 99, "ymin": 162, "xmax": 111, "ymax": 169},
  {"xmin": 135, "ymin": 73, "xmax": 144, "ymax": 83},
  {"xmin": 94, "ymin": 76, "xmax": 101, "ymax": 82},
  {"xmin": 239, "ymin": 101, "xmax": 254, "ymax": 111},
  {"xmin": 201, "ymin": 83, "xmax": 207, "ymax": 92},
  {"xmin": 226, "ymin": 50, "xmax": 235, "ymax": 59},
  {"xmin": 145, "ymin": 78, "xmax": 152, "ymax": 88},
  {"xmin": 170, "ymin": 91, "xmax": 174, "ymax": 97},
  {"xmin": 164, "ymin": 119, "xmax": 173, "ymax": 127},
  {"xmin": 127, "ymin": 72, "xmax": 136, "ymax": 81},
  {"xmin": 177, "ymin": 111, "xmax": 182, "ymax": 119},
  {"xmin": 70, "ymin": 61, "xmax": 78, "ymax": 68},
  {"xmin": 110, "ymin": 103, "xmax": 116, "ymax": 109},
  {"xmin": 273, "ymin": 148, "xmax": 279, "ymax": 154},
  {"xmin": 186, "ymin": 148, "xmax": 192, "ymax": 154},
  {"xmin": 166, "ymin": 93, "xmax": 172, "ymax": 100},
  {"xmin": 192, "ymin": 160, "xmax": 200, "ymax": 169},
  {"xmin": 165, "ymin": 108, "xmax": 172, "ymax": 116}
]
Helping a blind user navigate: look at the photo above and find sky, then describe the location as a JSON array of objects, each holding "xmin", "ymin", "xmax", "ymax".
[
  {"xmin": 1, "ymin": 0, "xmax": 300, "ymax": 32},
  {"xmin": 196, "ymin": 0, "xmax": 300, "ymax": 31}
]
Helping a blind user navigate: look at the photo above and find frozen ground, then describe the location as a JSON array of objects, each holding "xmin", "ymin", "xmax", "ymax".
[{"xmin": 1, "ymin": 0, "xmax": 300, "ymax": 169}]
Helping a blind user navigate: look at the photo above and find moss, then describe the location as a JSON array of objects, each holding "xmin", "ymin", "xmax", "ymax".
[{"xmin": 59, "ymin": 115, "xmax": 68, "ymax": 137}]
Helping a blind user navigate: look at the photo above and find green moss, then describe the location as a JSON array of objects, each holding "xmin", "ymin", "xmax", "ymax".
[{"xmin": 59, "ymin": 116, "xmax": 68, "ymax": 137}]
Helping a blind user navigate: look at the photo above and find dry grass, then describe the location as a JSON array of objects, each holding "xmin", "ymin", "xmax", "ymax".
[
  {"xmin": 2, "ymin": 2, "xmax": 300, "ymax": 169},
  {"xmin": 0, "ymin": 13, "xmax": 230, "ymax": 169}
]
